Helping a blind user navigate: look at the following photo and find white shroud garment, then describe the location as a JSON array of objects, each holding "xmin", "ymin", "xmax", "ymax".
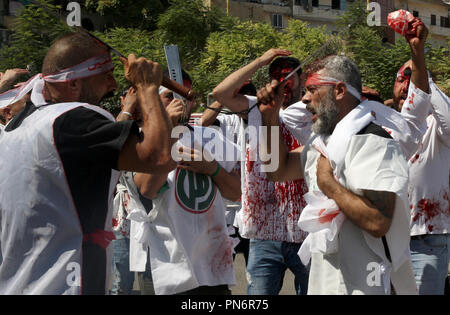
[
  {"xmin": 128, "ymin": 126, "xmax": 239, "ymax": 295},
  {"xmin": 299, "ymin": 101, "xmax": 417, "ymax": 295},
  {"xmin": 0, "ymin": 102, "xmax": 118, "ymax": 295}
]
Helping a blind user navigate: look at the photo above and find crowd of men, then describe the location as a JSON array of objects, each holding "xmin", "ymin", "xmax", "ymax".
[{"xmin": 0, "ymin": 17, "xmax": 448, "ymax": 295}]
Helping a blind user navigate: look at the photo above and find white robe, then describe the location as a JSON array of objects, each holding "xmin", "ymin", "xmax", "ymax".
[
  {"xmin": 0, "ymin": 103, "xmax": 118, "ymax": 295},
  {"xmin": 303, "ymin": 133, "xmax": 417, "ymax": 294}
]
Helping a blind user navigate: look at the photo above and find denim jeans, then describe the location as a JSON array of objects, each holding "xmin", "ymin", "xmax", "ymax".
[
  {"xmin": 246, "ymin": 239, "xmax": 309, "ymax": 295},
  {"xmin": 410, "ymin": 234, "xmax": 450, "ymax": 295},
  {"xmin": 110, "ymin": 237, "xmax": 135, "ymax": 295}
]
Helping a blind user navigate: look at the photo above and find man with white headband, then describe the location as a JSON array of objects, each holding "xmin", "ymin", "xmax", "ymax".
[
  {"xmin": 259, "ymin": 54, "xmax": 417, "ymax": 294},
  {"xmin": 0, "ymin": 32, "xmax": 174, "ymax": 295}
]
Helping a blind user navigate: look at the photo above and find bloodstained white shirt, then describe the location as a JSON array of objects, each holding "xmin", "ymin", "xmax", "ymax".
[{"xmin": 407, "ymin": 78, "xmax": 450, "ymax": 236}]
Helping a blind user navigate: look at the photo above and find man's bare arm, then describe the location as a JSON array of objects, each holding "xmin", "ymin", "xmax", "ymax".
[
  {"xmin": 259, "ymin": 80, "xmax": 304, "ymax": 182},
  {"xmin": 134, "ymin": 172, "xmax": 172, "ymax": 200},
  {"xmin": 408, "ymin": 19, "xmax": 429, "ymax": 94},
  {"xmin": 317, "ymin": 155, "xmax": 395, "ymax": 238},
  {"xmin": 0, "ymin": 68, "xmax": 29, "ymax": 93},
  {"xmin": 212, "ymin": 49, "xmax": 291, "ymax": 113},
  {"xmin": 117, "ymin": 54, "xmax": 174, "ymax": 174},
  {"xmin": 199, "ymin": 101, "xmax": 222, "ymax": 126}
]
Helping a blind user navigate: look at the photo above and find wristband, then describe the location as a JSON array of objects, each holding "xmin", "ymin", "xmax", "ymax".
[
  {"xmin": 120, "ymin": 111, "xmax": 133, "ymax": 118},
  {"xmin": 211, "ymin": 163, "xmax": 221, "ymax": 178}
]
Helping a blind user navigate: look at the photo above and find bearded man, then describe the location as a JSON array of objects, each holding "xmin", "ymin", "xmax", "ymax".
[
  {"xmin": 0, "ymin": 32, "xmax": 174, "ymax": 295},
  {"xmin": 259, "ymin": 55, "xmax": 417, "ymax": 294}
]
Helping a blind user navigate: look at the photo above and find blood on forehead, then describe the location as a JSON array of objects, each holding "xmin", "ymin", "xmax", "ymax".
[
  {"xmin": 397, "ymin": 62, "xmax": 412, "ymax": 78},
  {"xmin": 305, "ymin": 72, "xmax": 337, "ymax": 88},
  {"xmin": 270, "ymin": 67, "xmax": 294, "ymax": 81}
]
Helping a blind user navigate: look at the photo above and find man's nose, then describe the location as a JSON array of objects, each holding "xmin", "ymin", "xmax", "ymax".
[
  {"xmin": 302, "ymin": 91, "xmax": 311, "ymax": 104},
  {"xmin": 402, "ymin": 79, "xmax": 410, "ymax": 92}
]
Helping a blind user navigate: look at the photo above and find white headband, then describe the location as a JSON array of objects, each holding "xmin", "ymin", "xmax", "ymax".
[
  {"xmin": 321, "ymin": 77, "xmax": 362, "ymax": 100},
  {"xmin": 0, "ymin": 53, "xmax": 114, "ymax": 109}
]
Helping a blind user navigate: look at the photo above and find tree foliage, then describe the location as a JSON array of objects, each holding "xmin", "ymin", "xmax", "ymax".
[
  {"xmin": 0, "ymin": 0, "xmax": 70, "ymax": 75},
  {"xmin": 1, "ymin": 0, "xmax": 447, "ymax": 116},
  {"xmin": 94, "ymin": 27, "xmax": 160, "ymax": 115},
  {"xmin": 84, "ymin": 0, "xmax": 169, "ymax": 31},
  {"xmin": 154, "ymin": 0, "xmax": 235, "ymax": 66}
]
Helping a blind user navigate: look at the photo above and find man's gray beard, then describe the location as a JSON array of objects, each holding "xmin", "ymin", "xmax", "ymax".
[{"xmin": 311, "ymin": 89, "xmax": 340, "ymax": 135}]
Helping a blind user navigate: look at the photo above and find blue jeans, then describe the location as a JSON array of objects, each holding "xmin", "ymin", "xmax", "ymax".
[
  {"xmin": 410, "ymin": 234, "xmax": 450, "ymax": 295},
  {"xmin": 246, "ymin": 239, "xmax": 309, "ymax": 295},
  {"xmin": 110, "ymin": 237, "xmax": 135, "ymax": 295}
]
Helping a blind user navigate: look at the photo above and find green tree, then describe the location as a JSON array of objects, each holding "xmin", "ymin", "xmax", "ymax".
[
  {"xmin": 94, "ymin": 27, "xmax": 162, "ymax": 115},
  {"xmin": 84, "ymin": 0, "xmax": 169, "ymax": 30},
  {"xmin": 192, "ymin": 20, "xmax": 281, "ymax": 105},
  {"xmin": 0, "ymin": 0, "xmax": 70, "ymax": 75},
  {"xmin": 154, "ymin": 0, "xmax": 235, "ymax": 67},
  {"xmin": 192, "ymin": 19, "xmax": 333, "ymax": 106}
]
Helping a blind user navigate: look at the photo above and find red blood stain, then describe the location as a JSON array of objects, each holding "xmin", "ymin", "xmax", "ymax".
[
  {"xmin": 242, "ymin": 122, "xmax": 308, "ymax": 241},
  {"xmin": 246, "ymin": 147, "xmax": 255, "ymax": 173},
  {"xmin": 112, "ymin": 218, "xmax": 119, "ymax": 227},
  {"xmin": 210, "ymin": 227, "xmax": 234, "ymax": 276},
  {"xmin": 409, "ymin": 154, "xmax": 420, "ymax": 164},
  {"xmin": 318, "ymin": 208, "xmax": 340, "ymax": 224},
  {"xmin": 412, "ymin": 198, "xmax": 441, "ymax": 223},
  {"xmin": 408, "ymin": 92, "xmax": 415, "ymax": 105}
]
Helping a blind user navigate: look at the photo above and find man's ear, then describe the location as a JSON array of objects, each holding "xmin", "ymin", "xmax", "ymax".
[
  {"xmin": 334, "ymin": 82, "xmax": 347, "ymax": 101},
  {"xmin": 2, "ymin": 106, "xmax": 12, "ymax": 122},
  {"xmin": 68, "ymin": 79, "xmax": 83, "ymax": 98}
]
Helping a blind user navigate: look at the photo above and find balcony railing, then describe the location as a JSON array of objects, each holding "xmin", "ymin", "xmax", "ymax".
[{"xmin": 293, "ymin": 4, "xmax": 345, "ymax": 21}]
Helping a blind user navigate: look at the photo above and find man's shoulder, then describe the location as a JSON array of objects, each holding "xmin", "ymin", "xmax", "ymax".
[{"xmin": 357, "ymin": 122, "xmax": 393, "ymax": 139}]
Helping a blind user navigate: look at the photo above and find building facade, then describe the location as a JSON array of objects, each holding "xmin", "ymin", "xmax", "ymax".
[
  {"xmin": 0, "ymin": 0, "xmax": 103, "ymax": 48},
  {"xmin": 205, "ymin": 0, "xmax": 449, "ymax": 46}
]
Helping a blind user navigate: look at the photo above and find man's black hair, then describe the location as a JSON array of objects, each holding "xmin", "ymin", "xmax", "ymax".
[
  {"xmin": 269, "ymin": 56, "xmax": 302, "ymax": 78},
  {"xmin": 238, "ymin": 81, "xmax": 257, "ymax": 96}
]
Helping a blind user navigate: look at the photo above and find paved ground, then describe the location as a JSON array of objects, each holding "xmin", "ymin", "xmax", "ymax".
[
  {"xmin": 128, "ymin": 253, "xmax": 296, "ymax": 295},
  {"xmin": 231, "ymin": 253, "xmax": 296, "ymax": 295}
]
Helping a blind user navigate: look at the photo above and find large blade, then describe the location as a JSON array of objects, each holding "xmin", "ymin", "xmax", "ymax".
[
  {"xmin": 164, "ymin": 45, "xmax": 184, "ymax": 100},
  {"xmin": 164, "ymin": 45, "xmax": 188, "ymax": 124}
]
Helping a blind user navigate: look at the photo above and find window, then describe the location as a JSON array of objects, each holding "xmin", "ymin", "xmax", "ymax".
[
  {"xmin": 295, "ymin": 0, "xmax": 302, "ymax": 5},
  {"xmin": 312, "ymin": 0, "xmax": 319, "ymax": 7},
  {"xmin": 272, "ymin": 14, "xmax": 283, "ymax": 28},
  {"xmin": 413, "ymin": 11, "xmax": 419, "ymax": 17},
  {"xmin": 441, "ymin": 16, "xmax": 450, "ymax": 28},
  {"xmin": 431, "ymin": 14, "xmax": 436, "ymax": 26},
  {"xmin": 331, "ymin": 0, "xmax": 340, "ymax": 10}
]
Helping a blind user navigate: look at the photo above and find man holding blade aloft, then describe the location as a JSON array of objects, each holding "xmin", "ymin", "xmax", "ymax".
[{"xmin": 0, "ymin": 31, "xmax": 174, "ymax": 295}]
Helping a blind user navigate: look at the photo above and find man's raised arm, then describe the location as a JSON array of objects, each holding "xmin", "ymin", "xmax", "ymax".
[
  {"xmin": 259, "ymin": 80, "xmax": 304, "ymax": 182},
  {"xmin": 212, "ymin": 49, "xmax": 291, "ymax": 113},
  {"xmin": 117, "ymin": 54, "xmax": 174, "ymax": 174}
]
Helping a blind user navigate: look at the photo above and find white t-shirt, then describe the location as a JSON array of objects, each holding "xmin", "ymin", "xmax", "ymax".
[
  {"xmin": 239, "ymin": 96, "xmax": 309, "ymax": 243},
  {"xmin": 408, "ymin": 79, "xmax": 450, "ymax": 236},
  {"xmin": 129, "ymin": 126, "xmax": 238, "ymax": 295}
]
